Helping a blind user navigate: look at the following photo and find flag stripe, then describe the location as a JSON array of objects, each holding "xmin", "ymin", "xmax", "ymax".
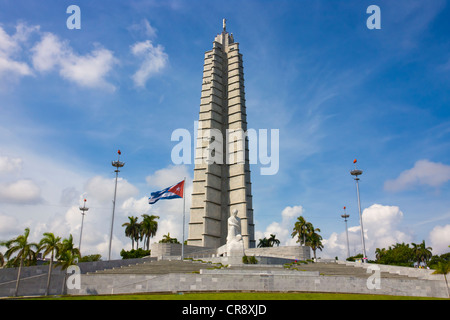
[{"xmin": 148, "ymin": 180, "xmax": 184, "ymax": 205}]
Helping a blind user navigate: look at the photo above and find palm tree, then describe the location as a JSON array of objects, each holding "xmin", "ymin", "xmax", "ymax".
[
  {"xmin": 122, "ymin": 216, "xmax": 140, "ymax": 250},
  {"xmin": 56, "ymin": 234, "xmax": 81, "ymax": 295},
  {"xmin": 59, "ymin": 234, "xmax": 80, "ymax": 260},
  {"xmin": 38, "ymin": 232, "xmax": 62, "ymax": 296},
  {"xmin": 306, "ymin": 222, "xmax": 316, "ymax": 236},
  {"xmin": 56, "ymin": 250, "xmax": 79, "ymax": 295},
  {"xmin": 268, "ymin": 234, "xmax": 280, "ymax": 247},
  {"xmin": 257, "ymin": 237, "xmax": 270, "ymax": 248},
  {"xmin": 375, "ymin": 247, "xmax": 387, "ymax": 262},
  {"xmin": 412, "ymin": 240, "xmax": 433, "ymax": 267},
  {"xmin": 0, "ymin": 252, "xmax": 4, "ymax": 267},
  {"xmin": 141, "ymin": 214, "xmax": 159, "ymax": 250},
  {"xmin": 291, "ymin": 216, "xmax": 308, "ymax": 246},
  {"xmin": 160, "ymin": 233, "xmax": 180, "ymax": 244},
  {"xmin": 1, "ymin": 228, "xmax": 39, "ymax": 296},
  {"xmin": 432, "ymin": 261, "xmax": 450, "ymax": 298},
  {"xmin": 135, "ymin": 222, "xmax": 143, "ymax": 249},
  {"xmin": 307, "ymin": 229, "xmax": 323, "ymax": 260}
]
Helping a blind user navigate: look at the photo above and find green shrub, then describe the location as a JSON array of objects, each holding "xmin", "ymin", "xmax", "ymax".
[
  {"xmin": 249, "ymin": 255, "xmax": 258, "ymax": 264},
  {"xmin": 120, "ymin": 248, "xmax": 150, "ymax": 259}
]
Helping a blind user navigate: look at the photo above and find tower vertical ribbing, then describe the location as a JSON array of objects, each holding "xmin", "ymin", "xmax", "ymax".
[{"xmin": 188, "ymin": 20, "xmax": 255, "ymax": 249}]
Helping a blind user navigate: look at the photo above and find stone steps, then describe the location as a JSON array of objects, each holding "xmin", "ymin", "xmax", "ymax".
[
  {"xmin": 292, "ymin": 262, "xmax": 410, "ymax": 279},
  {"xmin": 91, "ymin": 259, "xmax": 413, "ymax": 280},
  {"xmin": 91, "ymin": 260, "xmax": 215, "ymax": 275}
]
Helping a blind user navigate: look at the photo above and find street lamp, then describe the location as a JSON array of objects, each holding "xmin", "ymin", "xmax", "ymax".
[
  {"xmin": 341, "ymin": 206, "xmax": 350, "ymax": 259},
  {"xmin": 79, "ymin": 198, "xmax": 89, "ymax": 254},
  {"xmin": 350, "ymin": 159, "xmax": 367, "ymax": 263},
  {"xmin": 108, "ymin": 149, "xmax": 125, "ymax": 261}
]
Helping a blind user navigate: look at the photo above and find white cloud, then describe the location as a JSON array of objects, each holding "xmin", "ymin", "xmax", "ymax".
[
  {"xmin": 129, "ymin": 19, "xmax": 157, "ymax": 38},
  {"xmin": 322, "ymin": 204, "xmax": 413, "ymax": 260},
  {"xmin": 122, "ymin": 196, "xmax": 152, "ymax": 216},
  {"xmin": 428, "ymin": 224, "xmax": 450, "ymax": 255},
  {"xmin": 0, "ymin": 179, "xmax": 42, "ymax": 204},
  {"xmin": 0, "ymin": 24, "xmax": 36, "ymax": 79},
  {"xmin": 0, "ymin": 156, "xmax": 23, "ymax": 174},
  {"xmin": 31, "ymin": 32, "xmax": 67, "ymax": 72},
  {"xmin": 131, "ymin": 40, "xmax": 168, "ymax": 87},
  {"xmin": 256, "ymin": 205, "xmax": 304, "ymax": 246},
  {"xmin": 85, "ymin": 175, "xmax": 139, "ymax": 203},
  {"xmin": 60, "ymin": 47, "xmax": 118, "ymax": 90},
  {"xmin": 31, "ymin": 32, "xmax": 118, "ymax": 90},
  {"xmin": 384, "ymin": 159, "xmax": 450, "ymax": 192},
  {"xmin": 146, "ymin": 165, "xmax": 189, "ymax": 188},
  {"xmin": 0, "ymin": 213, "xmax": 22, "ymax": 238},
  {"xmin": 0, "ymin": 56, "xmax": 33, "ymax": 77}
]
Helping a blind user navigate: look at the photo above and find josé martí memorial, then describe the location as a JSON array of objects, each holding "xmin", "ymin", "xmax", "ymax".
[{"xmin": 0, "ymin": 21, "xmax": 447, "ymax": 299}]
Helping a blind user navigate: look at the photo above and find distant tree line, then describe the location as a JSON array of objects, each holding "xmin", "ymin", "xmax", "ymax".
[{"xmin": 346, "ymin": 240, "xmax": 450, "ymax": 270}]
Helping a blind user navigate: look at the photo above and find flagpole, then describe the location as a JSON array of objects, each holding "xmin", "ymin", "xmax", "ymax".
[{"xmin": 181, "ymin": 177, "xmax": 186, "ymax": 261}]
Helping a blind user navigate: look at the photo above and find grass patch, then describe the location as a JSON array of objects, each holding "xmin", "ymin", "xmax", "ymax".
[{"xmin": 19, "ymin": 292, "xmax": 447, "ymax": 300}]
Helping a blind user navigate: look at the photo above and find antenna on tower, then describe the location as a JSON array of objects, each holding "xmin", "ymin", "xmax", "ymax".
[{"xmin": 223, "ymin": 18, "xmax": 227, "ymax": 32}]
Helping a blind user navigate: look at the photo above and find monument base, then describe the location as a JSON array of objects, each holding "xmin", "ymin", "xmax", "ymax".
[{"xmin": 152, "ymin": 243, "xmax": 311, "ymax": 266}]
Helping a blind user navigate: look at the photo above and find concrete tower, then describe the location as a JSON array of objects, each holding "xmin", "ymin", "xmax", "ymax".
[{"xmin": 188, "ymin": 20, "xmax": 255, "ymax": 249}]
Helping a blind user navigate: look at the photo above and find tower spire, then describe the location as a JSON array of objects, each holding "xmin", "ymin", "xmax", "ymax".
[{"xmin": 223, "ymin": 18, "xmax": 226, "ymax": 32}]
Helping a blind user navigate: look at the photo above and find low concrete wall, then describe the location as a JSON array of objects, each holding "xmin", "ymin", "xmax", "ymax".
[
  {"xmin": 152, "ymin": 243, "xmax": 311, "ymax": 261},
  {"xmin": 338, "ymin": 261, "xmax": 443, "ymax": 280},
  {"xmin": 0, "ymin": 257, "xmax": 153, "ymax": 297},
  {"xmin": 69, "ymin": 269, "xmax": 449, "ymax": 298},
  {"xmin": 151, "ymin": 243, "xmax": 215, "ymax": 259},
  {"xmin": 245, "ymin": 246, "xmax": 311, "ymax": 261}
]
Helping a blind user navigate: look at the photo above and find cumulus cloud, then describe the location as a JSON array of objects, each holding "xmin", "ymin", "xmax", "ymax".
[
  {"xmin": 0, "ymin": 179, "xmax": 42, "ymax": 204},
  {"xmin": 146, "ymin": 165, "xmax": 190, "ymax": 188},
  {"xmin": 85, "ymin": 175, "xmax": 139, "ymax": 203},
  {"xmin": 384, "ymin": 159, "xmax": 450, "ymax": 192},
  {"xmin": 0, "ymin": 213, "xmax": 22, "ymax": 238},
  {"xmin": 129, "ymin": 19, "xmax": 157, "ymax": 38},
  {"xmin": 0, "ymin": 156, "xmax": 23, "ymax": 174},
  {"xmin": 31, "ymin": 32, "xmax": 118, "ymax": 90},
  {"xmin": 131, "ymin": 40, "xmax": 168, "ymax": 87},
  {"xmin": 255, "ymin": 205, "xmax": 304, "ymax": 246},
  {"xmin": 428, "ymin": 224, "xmax": 450, "ymax": 255},
  {"xmin": 322, "ymin": 204, "xmax": 412, "ymax": 260},
  {"xmin": 0, "ymin": 23, "xmax": 37, "ymax": 80}
]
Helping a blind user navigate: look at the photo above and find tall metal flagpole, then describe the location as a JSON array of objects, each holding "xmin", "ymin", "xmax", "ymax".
[
  {"xmin": 341, "ymin": 206, "xmax": 350, "ymax": 259},
  {"xmin": 79, "ymin": 198, "xmax": 89, "ymax": 254},
  {"xmin": 181, "ymin": 177, "xmax": 186, "ymax": 261},
  {"xmin": 109, "ymin": 150, "xmax": 125, "ymax": 261},
  {"xmin": 350, "ymin": 159, "xmax": 367, "ymax": 263}
]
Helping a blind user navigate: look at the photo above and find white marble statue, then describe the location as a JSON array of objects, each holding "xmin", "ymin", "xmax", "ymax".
[{"xmin": 226, "ymin": 209, "xmax": 244, "ymax": 256}]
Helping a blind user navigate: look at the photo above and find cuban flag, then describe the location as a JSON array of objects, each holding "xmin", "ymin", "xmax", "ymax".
[{"xmin": 148, "ymin": 180, "xmax": 184, "ymax": 205}]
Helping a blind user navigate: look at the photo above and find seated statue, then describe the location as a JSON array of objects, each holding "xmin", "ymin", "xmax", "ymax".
[{"xmin": 226, "ymin": 209, "xmax": 244, "ymax": 256}]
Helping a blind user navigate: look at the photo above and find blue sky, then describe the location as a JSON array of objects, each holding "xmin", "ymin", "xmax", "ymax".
[{"xmin": 0, "ymin": 0, "xmax": 449, "ymax": 259}]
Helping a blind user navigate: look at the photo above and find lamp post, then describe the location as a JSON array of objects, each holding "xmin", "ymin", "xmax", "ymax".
[
  {"xmin": 350, "ymin": 159, "xmax": 367, "ymax": 263},
  {"xmin": 341, "ymin": 206, "xmax": 350, "ymax": 259},
  {"xmin": 79, "ymin": 198, "xmax": 89, "ymax": 254},
  {"xmin": 108, "ymin": 150, "xmax": 125, "ymax": 261}
]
